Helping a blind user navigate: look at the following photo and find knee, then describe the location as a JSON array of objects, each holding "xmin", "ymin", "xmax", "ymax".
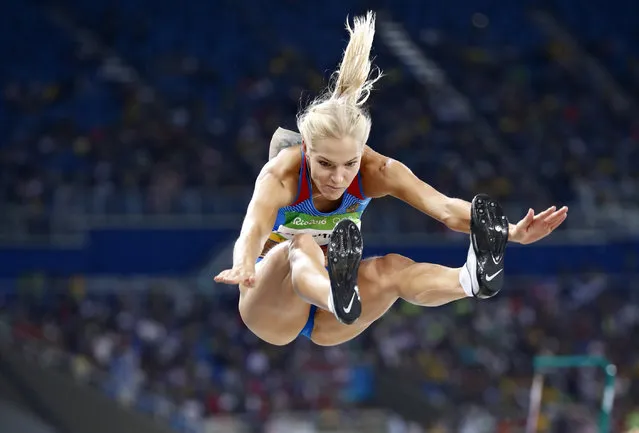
[
  {"xmin": 288, "ymin": 234, "xmax": 322, "ymax": 261},
  {"xmin": 380, "ymin": 253, "xmax": 414, "ymax": 272},
  {"xmin": 238, "ymin": 294, "xmax": 257, "ymax": 332},
  {"xmin": 238, "ymin": 296, "xmax": 296, "ymax": 346},
  {"xmin": 289, "ymin": 233, "xmax": 316, "ymax": 251}
]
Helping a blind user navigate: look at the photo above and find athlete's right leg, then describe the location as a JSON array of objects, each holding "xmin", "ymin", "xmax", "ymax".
[{"xmin": 237, "ymin": 241, "xmax": 310, "ymax": 345}]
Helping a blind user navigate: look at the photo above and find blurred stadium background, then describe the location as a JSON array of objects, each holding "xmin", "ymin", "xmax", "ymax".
[{"xmin": 0, "ymin": 0, "xmax": 638, "ymax": 432}]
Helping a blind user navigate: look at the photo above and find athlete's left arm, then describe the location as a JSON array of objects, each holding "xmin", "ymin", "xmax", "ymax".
[
  {"xmin": 361, "ymin": 148, "xmax": 568, "ymax": 243},
  {"xmin": 362, "ymin": 151, "xmax": 474, "ymax": 232}
]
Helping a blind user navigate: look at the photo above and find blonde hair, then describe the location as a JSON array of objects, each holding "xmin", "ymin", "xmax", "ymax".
[{"xmin": 297, "ymin": 11, "xmax": 382, "ymax": 151}]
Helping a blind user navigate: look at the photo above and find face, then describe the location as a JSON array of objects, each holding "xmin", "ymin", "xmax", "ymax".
[{"xmin": 305, "ymin": 136, "xmax": 362, "ymax": 200}]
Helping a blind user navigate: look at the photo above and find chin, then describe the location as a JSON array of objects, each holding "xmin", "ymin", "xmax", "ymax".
[{"xmin": 323, "ymin": 189, "xmax": 343, "ymax": 199}]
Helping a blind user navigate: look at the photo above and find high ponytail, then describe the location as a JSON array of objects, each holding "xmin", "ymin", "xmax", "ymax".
[
  {"xmin": 297, "ymin": 11, "xmax": 382, "ymax": 151},
  {"xmin": 331, "ymin": 11, "xmax": 381, "ymax": 106}
]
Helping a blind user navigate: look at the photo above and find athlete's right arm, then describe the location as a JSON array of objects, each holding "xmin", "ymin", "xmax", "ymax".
[
  {"xmin": 214, "ymin": 149, "xmax": 299, "ymax": 287},
  {"xmin": 232, "ymin": 164, "xmax": 296, "ymax": 269}
]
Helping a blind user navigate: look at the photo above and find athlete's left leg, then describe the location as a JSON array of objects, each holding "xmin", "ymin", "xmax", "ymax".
[
  {"xmin": 370, "ymin": 254, "xmax": 466, "ymax": 306},
  {"xmin": 373, "ymin": 194, "xmax": 509, "ymax": 306},
  {"xmin": 309, "ymin": 194, "xmax": 509, "ymax": 346}
]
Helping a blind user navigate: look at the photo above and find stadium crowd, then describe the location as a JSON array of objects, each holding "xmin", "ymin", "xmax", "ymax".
[
  {"xmin": 1, "ymin": 0, "xmax": 639, "ymax": 432},
  {"xmin": 2, "ymin": 1, "xmax": 638, "ymax": 240},
  {"xmin": 4, "ymin": 271, "xmax": 639, "ymax": 432}
]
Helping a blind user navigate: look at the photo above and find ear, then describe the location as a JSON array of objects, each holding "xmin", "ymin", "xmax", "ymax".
[{"xmin": 301, "ymin": 139, "xmax": 308, "ymax": 154}]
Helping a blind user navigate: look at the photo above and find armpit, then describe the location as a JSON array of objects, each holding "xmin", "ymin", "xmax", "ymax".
[{"xmin": 269, "ymin": 127, "xmax": 302, "ymax": 160}]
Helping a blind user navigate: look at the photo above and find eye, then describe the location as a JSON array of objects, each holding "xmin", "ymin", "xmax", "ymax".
[
  {"xmin": 318, "ymin": 161, "xmax": 331, "ymax": 167},
  {"xmin": 346, "ymin": 161, "xmax": 358, "ymax": 167}
]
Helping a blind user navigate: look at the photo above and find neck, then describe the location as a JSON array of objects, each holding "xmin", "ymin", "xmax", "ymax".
[{"xmin": 310, "ymin": 181, "xmax": 342, "ymax": 213}]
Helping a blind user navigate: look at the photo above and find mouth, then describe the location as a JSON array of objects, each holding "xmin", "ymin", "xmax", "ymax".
[{"xmin": 325, "ymin": 186, "xmax": 342, "ymax": 192}]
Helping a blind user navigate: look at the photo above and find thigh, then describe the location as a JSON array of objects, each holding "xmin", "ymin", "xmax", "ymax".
[
  {"xmin": 357, "ymin": 254, "xmax": 415, "ymax": 301},
  {"xmin": 360, "ymin": 253, "xmax": 462, "ymax": 307},
  {"xmin": 237, "ymin": 241, "xmax": 312, "ymax": 345}
]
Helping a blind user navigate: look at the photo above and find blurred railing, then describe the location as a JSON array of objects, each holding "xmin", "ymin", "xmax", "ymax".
[
  {"xmin": 0, "ymin": 271, "xmax": 629, "ymax": 298},
  {"xmin": 2, "ymin": 187, "xmax": 639, "ymax": 245}
]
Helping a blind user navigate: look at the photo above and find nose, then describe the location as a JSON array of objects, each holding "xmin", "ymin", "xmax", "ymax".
[{"xmin": 330, "ymin": 169, "xmax": 345, "ymax": 185}]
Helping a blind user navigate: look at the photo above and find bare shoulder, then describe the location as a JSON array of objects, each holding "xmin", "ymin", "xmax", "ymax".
[
  {"xmin": 359, "ymin": 146, "xmax": 398, "ymax": 198},
  {"xmin": 258, "ymin": 146, "xmax": 301, "ymax": 201}
]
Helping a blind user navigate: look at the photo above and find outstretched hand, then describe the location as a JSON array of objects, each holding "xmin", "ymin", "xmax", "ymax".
[{"xmin": 510, "ymin": 206, "xmax": 568, "ymax": 245}]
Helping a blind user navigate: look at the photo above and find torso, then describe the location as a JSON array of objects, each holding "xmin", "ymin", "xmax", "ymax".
[
  {"xmin": 260, "ymin": 148, "xmax": 372, "ymax": 259},
  {"xmin": 264, "ymin": 137, "xmax": 405, "ymax": 345}
]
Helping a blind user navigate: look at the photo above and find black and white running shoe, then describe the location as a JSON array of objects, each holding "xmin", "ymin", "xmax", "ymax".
[
  {"xmin": 327, "ymin": 219, "xmax": 363, "ymax": 325},
  {"xmin": 468, "ymin": 194, "xmax": 509, "ymax": 299}
]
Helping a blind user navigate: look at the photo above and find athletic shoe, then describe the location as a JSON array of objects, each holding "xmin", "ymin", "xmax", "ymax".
[
  {"xmin": 327, "ymin": 219, "xmax": 363, "ymax": 324},
  {"xmin": 468, "ymin": 194, "xmax": 509, "ymax": 298}
]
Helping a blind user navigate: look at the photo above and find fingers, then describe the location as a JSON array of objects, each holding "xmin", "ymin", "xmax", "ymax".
[
  {"xmin": 544, "ymin": 206, "xmax": 569, "ymax": 227},
  {"xmin": 241, "ymin": 275, "xmax": 256, "ymax": 288},
  {"xmin": 534, "ymin": 206, "xmax": 556, "ymax": 221},
  {"xmin": 214, "ymin": 269, "xmax": 239, "ymax": 284},
  {"xmin": 520, "ymin": 208, "xmax": 535, "ymax": 227},
  {"xmin": 214, "ymin": 269, "xmax": 256, "ymax": 287},
  {"xmin": 549, "ymin": 213, "xmax": 567, "ymax": 231},
  {"xmin": 532, "ymin": 206, "xmax": 568, "ymax": 233},
  {"xmin": 547, "ymin": 209, "xmax": 568, "ymax": 231},
  {"xmin": 214, "ymin": 272, "xmax": 237, "ymax": 284}
]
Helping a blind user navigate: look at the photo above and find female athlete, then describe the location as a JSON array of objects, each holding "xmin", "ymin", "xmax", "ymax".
[{"xmin": 214, "ymin": 12, "xmax": 568, "ymax": 346}]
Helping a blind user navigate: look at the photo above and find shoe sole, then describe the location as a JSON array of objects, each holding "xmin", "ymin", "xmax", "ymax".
[
  {"xmin": 327, "ymin": 219, "xmax": 363, "ymax": 325},
  {"xmin": 470, "ymin": 194, "xmax": 509, "ymax": 298}
]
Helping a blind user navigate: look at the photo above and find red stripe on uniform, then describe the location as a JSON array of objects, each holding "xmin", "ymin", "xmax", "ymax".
[
  {"xmin": 346, "ymin": 174, "xmax": 364, "ymax": 200},
  {"xmin": 291, "ymin": 152, "xmax": 311, "ymax": 206}
]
